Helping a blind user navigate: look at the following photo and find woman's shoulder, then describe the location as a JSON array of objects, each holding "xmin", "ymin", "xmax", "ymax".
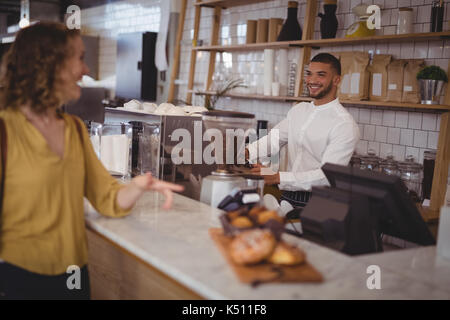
[
  {"xmin": 61, "ymin": 112, "xmax": 84, "ymax": 130},
  {"xmin": 61, "ymin": 112, "xmax": 88, "ymax": 141},
  {"xmin": 0, "ymin": 108, "xmax": 21, "ymax": 122}
]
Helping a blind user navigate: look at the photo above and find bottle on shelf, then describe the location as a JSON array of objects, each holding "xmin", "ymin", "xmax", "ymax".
[
  {"xmin": 277, "ymin": 1, "xmax": 302, "ymax": 41},
  {"xmin": 318, "ymin": 0, "xmax": 338, "ymax": 39},
  {"xmin": 430, "ymin": 0, "xmax": 444, "ymax": 32}
]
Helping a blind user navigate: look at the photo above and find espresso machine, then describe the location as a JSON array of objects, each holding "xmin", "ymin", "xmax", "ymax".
[{"xmin": 199, "ymin": 111, "xmax": 256, "ymax": 207}]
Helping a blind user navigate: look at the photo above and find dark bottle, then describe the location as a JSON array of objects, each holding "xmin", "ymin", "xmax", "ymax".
[
  {"xmin": 318, "ymin": 3, "xmax": 338, "ymax": 39},
  {"xmin": 430, "ymin": 1, "xmax": 444, "ymax": 32},
  {"xmin": 422, "ymin": 150, "xmax": 436, "ymax": 200},
  {"xmin": 277, "ymin": 1, "xmax": 302, "ymax": 41}
]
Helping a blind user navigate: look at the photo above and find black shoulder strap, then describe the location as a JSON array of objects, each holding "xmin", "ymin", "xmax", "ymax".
[{"xmin": 0, "ymin": 118, "xmax": 7, "ymax": 216}]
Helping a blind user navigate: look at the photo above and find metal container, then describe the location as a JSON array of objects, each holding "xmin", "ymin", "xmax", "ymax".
[{"xmin": 419, "ymin": 79, "xmax": 445, "ymax": 105}]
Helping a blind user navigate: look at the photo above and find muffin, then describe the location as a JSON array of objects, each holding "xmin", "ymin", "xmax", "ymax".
[{"xmin": 267, "ymin": 242, "xmax": 306, "ymax": 266}]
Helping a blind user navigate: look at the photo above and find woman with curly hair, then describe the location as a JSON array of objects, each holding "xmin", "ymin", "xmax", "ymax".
[{"xmin": 0, "ymin": 22, "xmax": 183, "ymax": 300}]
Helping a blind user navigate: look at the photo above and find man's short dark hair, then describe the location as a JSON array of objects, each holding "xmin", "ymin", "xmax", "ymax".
[{"xmin": 311, "ymin": 53, "xmax": 341, "ymax": 76}]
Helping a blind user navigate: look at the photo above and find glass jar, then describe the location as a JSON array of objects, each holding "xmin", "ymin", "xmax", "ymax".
[
  {"xmin": 379, "ymin": 155, "xmax": 400, "ymax": 176},
  {"xmin": 422, "ymin": 150, "xmax": 437, "ymax": 200},
  {"xmin": 397, "ymin": 7, "xmax": 413, "ymax": 35},
  {"xmin": 350, "ymin": 153, "xmax": 361, "ymax": 168},
  {"xmin": 359, "ymin": 149, "xmax": 381, "ymax": 171},
  {"xmin": 398, "ymin": 156, "xmax": 423, "ymax": 203},
  {"xmin": 90, "ymin": 122, "xmax": 133, "ymax": 179}
]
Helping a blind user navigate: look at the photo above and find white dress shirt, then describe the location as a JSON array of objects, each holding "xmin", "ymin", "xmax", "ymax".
[{"xmin": 248, "ymin": 98, "xmax": 360, "ymax": 191}]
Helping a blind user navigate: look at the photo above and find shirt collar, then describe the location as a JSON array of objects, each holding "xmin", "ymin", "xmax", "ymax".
[{"xmin": 311, "ymin": 98, "xmax": 339, "ymax": 109}]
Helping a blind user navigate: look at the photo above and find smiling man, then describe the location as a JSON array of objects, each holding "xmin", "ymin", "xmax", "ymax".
[{"xmin": 246, "ymin": 53, "xmax": 360, "ymax": 208}]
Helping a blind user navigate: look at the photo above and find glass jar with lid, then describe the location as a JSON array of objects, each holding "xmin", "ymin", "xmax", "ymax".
[
  {"xmin": 379, "ymin": 155, "xmax": 400, "ymax": 176},
  {"xmin": 398, "ymin": 155, "xmax": 423, "ymax": 203},
  {"xmin": 350, "ymin": 152, "xmax": 361, "ymax": 168},
  {"xmin": 359, "ymin": 149, "xmax": 381, "ymax": 171}
]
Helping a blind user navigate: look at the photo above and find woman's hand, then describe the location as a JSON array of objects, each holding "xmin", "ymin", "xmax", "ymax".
[
  {"xmin": 133, "ymin": 173, "xmax": 184, "ymax": 209},
  {"xmin": 117, "ymin": 173, "xmax": 184, "ymax": 210}
]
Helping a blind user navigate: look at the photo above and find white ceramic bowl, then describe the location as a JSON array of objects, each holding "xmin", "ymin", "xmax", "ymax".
[{"xmin": 123, "ymin": 99, "xmax": 142, "ymax": 110}]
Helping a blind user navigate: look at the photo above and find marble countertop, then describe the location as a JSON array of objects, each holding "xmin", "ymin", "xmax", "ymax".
[{"xmin": 85, "ymin": 192, "xmax": 450, "ymax": 300}]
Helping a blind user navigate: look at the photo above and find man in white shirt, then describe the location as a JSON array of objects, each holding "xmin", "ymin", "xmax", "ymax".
[{"xmin": 246, "ymin": 53, "xmax": 360, "ymax": 207}]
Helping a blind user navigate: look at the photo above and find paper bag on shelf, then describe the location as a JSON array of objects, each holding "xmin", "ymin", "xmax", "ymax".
[
  {"xmin": 337, "ymin": 52, "xmax": 353, "ymax": 101},
  {"xmin": 401, "ymin": 59, "xmax": 425, "ymax": 104},
  {"xmin": 347, "ymin": 51, "xmax": 370, "ymax": 101},
  {"xmin": 386, "ymin": 59, "xmax": 407, "ymax": 103},
  {"xmin": 368, "ymin": 54, "xmax": 392, "ymax": 102}
]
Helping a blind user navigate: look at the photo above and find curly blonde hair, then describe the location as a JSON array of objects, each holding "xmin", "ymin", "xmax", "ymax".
[{"xmin": 0, "ymin": 22, "xmax": 80, "ymax": 114}]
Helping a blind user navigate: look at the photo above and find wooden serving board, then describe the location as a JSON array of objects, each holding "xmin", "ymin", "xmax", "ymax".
[{"xmin": 209, "ymin": 228, "xmax": 323, "ymax": 285}]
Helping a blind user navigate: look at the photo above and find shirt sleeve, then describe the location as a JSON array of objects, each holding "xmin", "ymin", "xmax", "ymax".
[
  {"xmin": 247, "ymin": 117, "xmax": 289, "ymax": 164},
  {"xmin": 278, "ymin": 120, "xmax": 360, "ymax": 191},
  {"xmin": 75, "ymin": 117, "xmax": 132, "ymax": 218}
]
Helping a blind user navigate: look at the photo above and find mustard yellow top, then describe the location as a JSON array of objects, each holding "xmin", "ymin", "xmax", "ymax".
[{"xmin": 0, "ymin": 108, "xmax": 131, "ymax": 275}]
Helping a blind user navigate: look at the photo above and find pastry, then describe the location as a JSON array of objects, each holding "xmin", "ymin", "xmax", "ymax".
[
  {"xmin": 227, "ymin": 210, "xmax": 242, "ymax": 221},
  {"xmin": 248, "ymin": 206, "xmax": 265, "ymax": 219},
  {"xmin": 267, "ymin": 242, "xmax": 306, "ymax": 266},
  {"xmin": 229, "ymin": 229, "xmax": 277, "ymax": 265},
  {"xmin": 257, "ymin": 210, "xmax": 284, "ymax": 225},
  {"xmin": 226, "ymin": 206, "xmax": 248, "ymax": 220},
  {"xmin": 230, "ymin": 216, "xmax": 253, "ymax": 228}
]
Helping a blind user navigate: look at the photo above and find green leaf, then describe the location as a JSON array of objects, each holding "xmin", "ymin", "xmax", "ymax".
[{"xmin": 416, "ymin": 65, "xmax": 448, "ymax": 82}]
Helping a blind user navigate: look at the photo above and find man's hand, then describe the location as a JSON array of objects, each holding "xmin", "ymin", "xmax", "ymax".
[{"xmin": 249, "ymin": 163, "xmax": 280, "ymax": 185}]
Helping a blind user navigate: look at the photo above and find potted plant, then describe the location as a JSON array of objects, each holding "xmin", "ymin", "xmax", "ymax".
[
  {"xmin": 199, "ymin": 78, "xmax": 247, "ymax": 110},
  {"xmin": 416, "ymin": 65, "xmax": 448, "ymax": 105}
]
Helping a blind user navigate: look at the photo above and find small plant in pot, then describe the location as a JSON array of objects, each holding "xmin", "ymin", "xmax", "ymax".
[{"xmin": 416, "ymin": 65, "xmax": 448, "ymax": 105}]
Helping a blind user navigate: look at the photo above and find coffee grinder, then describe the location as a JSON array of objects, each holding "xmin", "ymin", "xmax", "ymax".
[{"xmin": 199, "ymin": 111, "xmax": 256, "ymax": 207}]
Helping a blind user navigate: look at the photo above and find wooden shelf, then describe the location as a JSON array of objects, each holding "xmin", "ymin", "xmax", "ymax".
[
  {"xmin": 190, "ymin": 90, "xmax": 311, "ymax": 102},
  {"xmin": 340, "ymin": 100, "xmax": 450, "ymax": 111},
  {"xmin": 193, "ymin": 40, "xmax": 294, "ymax": 52},
  {"xmin": 193, "ymin": 31, "xmax": 450, "ymax": 52},
  {"xmin": 194, "ymin": 0, "xmax": 271, "ymax": 9},
  {"xmin": 301, "ymin": 31, "xmax": 450, "ymax": 47},
  {"xmin": 193, "ymin": 91, "xmax": 450, "ymax": 111}
]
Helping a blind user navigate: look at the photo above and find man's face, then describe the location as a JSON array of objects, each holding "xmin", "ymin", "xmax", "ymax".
[{"xmin": 305, "ymin": 62, "xmax": 340, "ymax": 100}]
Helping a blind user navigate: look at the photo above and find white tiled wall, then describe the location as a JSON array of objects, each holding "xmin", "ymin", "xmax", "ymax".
[
  {"xmin": 346, "ymin": 105, "xmax": 441, "ymax": 163},
  {"xmin": 80, "ymin": 0, "xmax": 449, "ymax": 166}
]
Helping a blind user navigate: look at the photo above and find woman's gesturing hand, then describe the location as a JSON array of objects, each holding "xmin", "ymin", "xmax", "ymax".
[
  {"xmin": 118, "ymin": 173, "xmax": 185, "ymax": 211},
  {"xmin": 132, "ymin": 173, "xmax": 185, "ymax": 209}
]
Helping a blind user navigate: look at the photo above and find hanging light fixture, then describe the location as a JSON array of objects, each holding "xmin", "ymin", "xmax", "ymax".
[{"xmin": 19, "ymin": 0, "xmax": 30, "ymax": 29}]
